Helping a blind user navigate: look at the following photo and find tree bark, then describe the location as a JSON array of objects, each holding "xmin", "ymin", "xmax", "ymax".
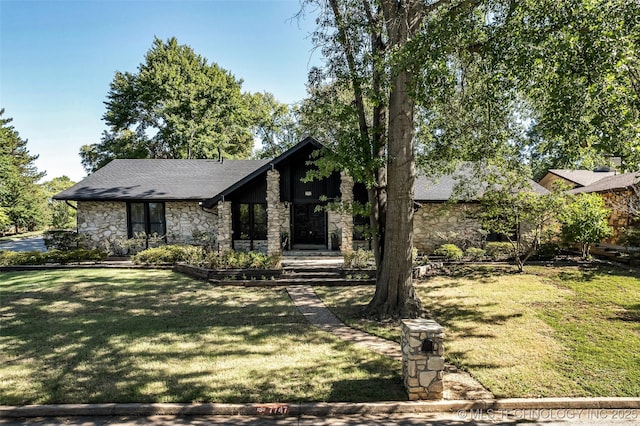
[{"xmin": 364, "ymin": 0, "xmax": 423, "ymax": 319}]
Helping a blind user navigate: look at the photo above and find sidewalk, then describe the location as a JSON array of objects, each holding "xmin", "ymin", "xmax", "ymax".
[{"xmin": 286, "ymin": 285, "xmax": 493, "ymax": 401}]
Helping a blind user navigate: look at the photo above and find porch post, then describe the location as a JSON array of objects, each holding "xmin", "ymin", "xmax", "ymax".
[
  {"xmin": 217, "ymin": 200, "xmax": 232, "ymax": 253},
  {"xmin": 266, "ymin": 169, "xmax": 282, "ymax": 255},
  {"xmin": 340, "ymin": 171, "xmax": 354, "ymax": 254}
]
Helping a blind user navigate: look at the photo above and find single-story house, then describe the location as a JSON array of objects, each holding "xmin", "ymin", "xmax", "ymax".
[
  {"xmin": 55, "ymin": 137, "xmax": 548, "ymax": 255},
  {"xmin": 568, "ymin": 172, "xmax": 640, "ymax": 246}
]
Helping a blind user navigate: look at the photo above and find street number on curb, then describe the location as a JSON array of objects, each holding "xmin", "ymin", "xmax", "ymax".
[{"xmin": 255, "ymin": 404, "xmax": 290, "ymax": 415}]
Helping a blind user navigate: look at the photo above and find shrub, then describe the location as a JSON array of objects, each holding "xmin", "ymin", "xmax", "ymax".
[
  {"xmin": 43, "ymin": 230, "xmax": 87, "ymax": 251},
  {"xmin": 0, "ymin": 250, "xmax": 46, "ymax": 266},
  {"xmin": 485, "ymin": 242, "xmax": 515, "ymax": 261},
  {"xmin": 46, "ymin": 249, "xmax": 106, "ymax": 264},
  {"xmin": 433, "ymin": 244, "xmax": 463, "ymax": 261},
  {"xmin": 343, "ymin": 249, "xmax": 374, "ymax": 269},
  {"xmin": 535, "ymin": 242, "xmax": 561, "ymax": 260},
  {"xmin": 205, "ymin": 250, "xmax": 281, "ymax": 270},
  {"xmin": 132, "ymin": 245, "xmax": 205, "ymax": 265},
  {"xmin": 621, "ymin": 227, "xmax": 640, "ymax": 247},
  {"xmin": 465, "ymin": 247, "xmax": 486, "ymax": 261}
]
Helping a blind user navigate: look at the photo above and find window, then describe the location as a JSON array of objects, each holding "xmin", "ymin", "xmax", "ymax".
[
  {"xmin": 127, "ymin": 202, "xmax": 166, "ymax": 238},
  {"xmin": 233, "ymin": 203, "xmax": 267, "ymax": 240}
]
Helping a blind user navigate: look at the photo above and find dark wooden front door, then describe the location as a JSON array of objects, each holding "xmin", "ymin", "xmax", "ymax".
[{"xmin": 292, "ymin": 203, "xmax": 326, "ymax": 246}]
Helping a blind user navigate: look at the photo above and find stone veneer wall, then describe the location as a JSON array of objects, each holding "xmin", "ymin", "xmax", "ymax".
[
  {"xmin": 340, "ymin": 172, "xmax": 354, "ymax": 254},
  {"xmin": 77, "ymin": 201, "xmax": 128, "ymax": 249},
  {"xmin": 217, "ymin": 201, "xmax": 232, "ymax": 252},
  {"xmin": 600, "ymin": 190, "xmax": 633, "ymax": 245},
  {"xmin": 401, "ymin": 319, "xmax": 445, "ymax": 400},
  {"xmin": 267, "ymin": 169, "xmax": 290, "ymax": 254},
  {"xmin": 413, "ymin": 203, "xmax": 482, "ymax": 253},
  {"xmin": 77, "ymin": 200, "xmax": 219, "ymax": 250},
  {"xmin": 165, "ymin": 201, "xmax": 217, "ymax": 244}
]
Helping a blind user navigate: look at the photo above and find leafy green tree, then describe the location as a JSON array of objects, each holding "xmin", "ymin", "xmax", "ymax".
[
  {"xmin": 480, "ymin": 184, "xmax": 567, "ymax": 272},
  {"xmin": 303, "ymin": 0, "xmax": 638, "ymax": 319},
  {"xmin": 250, "ymin": 92, "xmax": 304, "ymax": 159},
  {"xmin": 0, "ymin": 109, "xmax": 47, "ymax": 233},
  {"xmin": 504, "ymin": 0, "xmax": 640, "ymax": 171},
  {"xmin": 560, "ymin": 193, "xmax": 612, "ymax": 258},
  {"xmin": 81, "ymin": 37, "xmax": 268, "ymax": 172},
  {"xmin": 0, "ymin": 207, "xmax": 10, "ymax": 233},
  {"xmin": 41, "ymin": 176, "xmax": 76, "ymax": 229}
]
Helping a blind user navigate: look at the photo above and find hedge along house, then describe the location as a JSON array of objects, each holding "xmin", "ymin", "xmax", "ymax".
[{"xmin": 55, "ymin": 138, "xmax": 366, "ymax": 255}]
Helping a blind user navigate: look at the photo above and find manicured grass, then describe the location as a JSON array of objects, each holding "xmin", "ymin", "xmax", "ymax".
[
  {"xmin": 315, "ymin": 264, "xmax": 640, "ymax": 398},
  {"xmin": 0, "ymin": 269, "xmax": 404, "ymax": 404}
]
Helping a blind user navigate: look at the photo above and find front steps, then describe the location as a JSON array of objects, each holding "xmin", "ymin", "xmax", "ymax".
[{"xmin": 206, "ymin": 256, "xmax": 375, "ymax": 286}]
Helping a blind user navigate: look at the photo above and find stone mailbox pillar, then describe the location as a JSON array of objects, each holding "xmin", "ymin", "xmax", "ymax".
[{"xmin": 401, "ymin": 319, "xmax": 445, "ymax": 400}]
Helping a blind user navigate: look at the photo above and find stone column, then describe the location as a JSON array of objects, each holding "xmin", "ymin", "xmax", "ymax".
[
  {"xmin": 340, "ymin": 171, "xmax": 354, "ymax": 254},
  {"xmin": 401, "ymin": 319, "xmax": 445, "ymax": 400},
  {"xmin": 217, "ymin": 200, "xmax": 232, "ymax": 253},
  {"xmin": 266, "ymin": 169, "xmax": 282, "ymax": 255}
]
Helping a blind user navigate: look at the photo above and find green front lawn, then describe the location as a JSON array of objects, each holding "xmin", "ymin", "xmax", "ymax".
[
  {"xmin": 0, "ymin": 269, "xmax": 404, "ymax": 404},
  {"xmin": 315, "ymin": 265, "xmax": 640, "ymax": 398}
]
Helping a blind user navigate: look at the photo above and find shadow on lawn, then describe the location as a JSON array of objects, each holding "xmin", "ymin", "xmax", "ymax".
[{"xmin": 0, "ymin": 270, "xmax": 404, "ymax": 404}]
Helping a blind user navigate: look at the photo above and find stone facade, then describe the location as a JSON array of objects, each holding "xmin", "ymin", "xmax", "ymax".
[
  {"xmin": 77, "ymin": 201, "xmax": 128, "ymax": 249},
  {"xmin": 413, "ymin": 203, "xmax": 483, "ymax": 253},
  {"xmin": 401, "ymin": 319, "xmax": 445, "ymax": 400},
  {"xmin": 267, "ymin": 169, "xmax": 289, "ymax": 254},
  {"xmin": 77, "ymin": 200, "xmax": 219, "ymax": 252},
  {"xmin": 600, "ymin": 190, "xmax": 633, "ymax": 245},
  {"xmin": 340, "ymin": 172, "xmax": 354, "ymax": 254},
  {"xmin": 165, "ymin": 201, "xmax": 217, "ymax": 245},
  {"xmin": 217, "ymin": 201, "xmax": 232, "ymax": 253}
]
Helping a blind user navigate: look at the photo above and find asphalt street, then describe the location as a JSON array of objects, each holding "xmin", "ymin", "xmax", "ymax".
[{"xmin": 0, "ymin": 237, "xmax": 46, "ymax": 252}]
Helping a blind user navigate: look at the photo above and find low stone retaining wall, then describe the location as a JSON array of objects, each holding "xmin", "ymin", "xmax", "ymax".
[{"xmin": 174, "ymin": 263, "xmax": 282, "ymax": 281}]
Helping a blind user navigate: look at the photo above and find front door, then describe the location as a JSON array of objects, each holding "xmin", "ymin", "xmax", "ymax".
[{"xmin": 292, "ymin": 203, "xmax": 326, "ymax": 246}]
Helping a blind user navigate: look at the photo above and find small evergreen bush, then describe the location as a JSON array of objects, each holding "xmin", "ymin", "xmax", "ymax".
[
  {"xmin": 205, "ymin": 250, "xmax": 281, "ymax": 269},
  {"xmin": 132, "ymin": 245, "xmax": 205, "ymax": 265},
  {"xmin": 46, "ymin": 249, "xmax": 106, "ymax": 264},
  {"xmin": 465, "ymin": 247, "xmax": 486, "ymax": 261},
  {"xmin": 485, "ymin": 242, "xmax": 515, "ymax": 261},
  {"xmin": 43, "ymin": 230, "xmax": 87, "ymax": 251},
  {"xmin": 535, "ymin": 242, "xmax": 561, "ymax": 260},
  {"xmin": 343, "ymin": 249, "xmax": 374, "ymax": 269},
  {"xmin": 433, "ymin": 244, "xmax": 463, "ymax": 261},
  {"xmin": 0, "ymin": 250, "xmax": 46, "ymax": 266}
]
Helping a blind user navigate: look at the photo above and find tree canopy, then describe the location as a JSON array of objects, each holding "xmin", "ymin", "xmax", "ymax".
[
  {"xmin": 0, "ymin": 109, "xmax": 47, "ymax": 233},
  {"xmin": 300, "ymin": 0, "xmax": 639, "ymax": 319},
  {"xmin": 81, "ymin": 37, "xmax": 284, "ymax": 172}
]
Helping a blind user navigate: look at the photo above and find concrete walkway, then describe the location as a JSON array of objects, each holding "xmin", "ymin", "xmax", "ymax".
[{"xmin": 286, "ymin": 285, "xmax": 493, "ymax": 401}]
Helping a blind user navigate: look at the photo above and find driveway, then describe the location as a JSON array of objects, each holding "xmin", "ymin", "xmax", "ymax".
[{"xmin": 0, "ymin": 237, "xmax": 47, "ymax": 252}]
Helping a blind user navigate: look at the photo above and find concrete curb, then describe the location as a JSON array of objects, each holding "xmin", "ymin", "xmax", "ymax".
[{"xmin": 2, "ymin": 398, "xmax": 640, "ymax": 418}]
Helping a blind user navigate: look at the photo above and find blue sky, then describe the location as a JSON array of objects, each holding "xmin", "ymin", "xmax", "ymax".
[{"xmin": 0, "ymin": 0, "xmax": 320, "ymax": 182}]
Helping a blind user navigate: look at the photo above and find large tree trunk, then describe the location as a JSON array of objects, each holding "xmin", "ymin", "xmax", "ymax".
[
  {"xmin": 364, "ymin": 0, "xmax": 423, "ymax": 319},
  {"xmin": 364, "ymin": 68, "xmax": 422, "ymax": 319}
]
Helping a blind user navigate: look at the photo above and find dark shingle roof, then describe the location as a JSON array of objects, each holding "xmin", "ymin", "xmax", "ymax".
[
  {"xmin": 54, "ymin": 159, "xmax": 270, "ymax": 201},
  {"xmin": 546, "ymin": 169, "xmax": 616, "ymax": 187},
  {"xmin": 415, "ymin": 164, "xmax": 548, "ymax": 202},
  {"xmin": 569, "ymin": 172, "xmax": 639, "ymax": 194}
]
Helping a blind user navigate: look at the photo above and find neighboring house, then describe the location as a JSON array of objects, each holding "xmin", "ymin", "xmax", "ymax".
[
  {"xmin": 413, "ymin": 167, "xmax": 549, "ymax": 252},
  {"xmin": 55, "ymin": 137, "xmax": 548, "ymax": 255},
  {"xmin": 538, "ymin": 168, "xmax": 617, "ymax": 190},
  {"xmin": 569, "ymin": 172, "xmax": 640, "ymax": 246}
]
